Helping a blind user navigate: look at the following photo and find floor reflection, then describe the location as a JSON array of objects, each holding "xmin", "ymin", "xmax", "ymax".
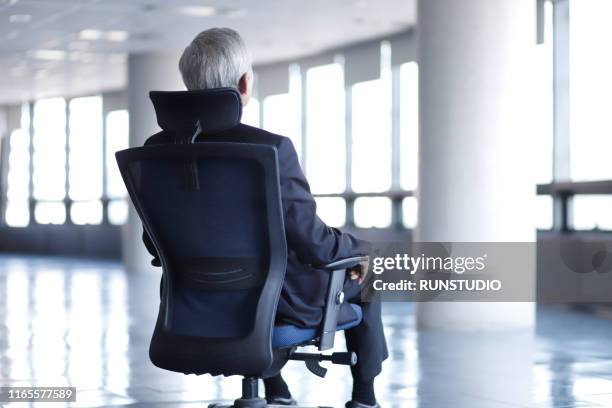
[{"xmin": 1, "ymin": 255, "xmax": 612, "ymax": 407}]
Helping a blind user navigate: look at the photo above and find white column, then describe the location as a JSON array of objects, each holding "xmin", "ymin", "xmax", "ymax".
[
  {"xmin": 123, "ymin": 52, "xmax": 183, "ymax": 273},
  {"xmin": 416, "ymin": 0, "xmax": 537, "ymax": 330}
]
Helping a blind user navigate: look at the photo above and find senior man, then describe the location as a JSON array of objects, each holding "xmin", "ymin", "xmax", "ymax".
[{"xmin": 142, "ymin": 27, "xmax": 387, "ymax": 408}]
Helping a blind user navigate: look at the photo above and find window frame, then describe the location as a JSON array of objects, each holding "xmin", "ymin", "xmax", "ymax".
[
  {"xmin": 299, "ymin": 47, "xmax": 414, "ymax": 229},
  {"xmin": 2, "ymin": 96, "xmax": 129, "ymax": 227},
  {"xmin": 5, "ymin": 11, "xmax": 591, "ymax": 232}
]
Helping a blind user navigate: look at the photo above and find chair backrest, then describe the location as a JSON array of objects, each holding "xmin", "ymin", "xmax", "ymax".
[{"xmin": 116, "ymin": 142, "xmax": 287, "ymax": 377}]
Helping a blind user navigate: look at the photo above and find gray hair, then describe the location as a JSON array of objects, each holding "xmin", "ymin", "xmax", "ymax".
[{"xmin": 179, "ymin": 27, "xmax": 252, "ymax": 90}]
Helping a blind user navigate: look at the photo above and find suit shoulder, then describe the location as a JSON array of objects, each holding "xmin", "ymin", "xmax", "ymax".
[
  {"xmin": 144, "ymin": 131, "xmax": 171, "ymax": 146},
  {"xmin": 233, "ymin": 123, "xmax": 288, "ymax": 146}
]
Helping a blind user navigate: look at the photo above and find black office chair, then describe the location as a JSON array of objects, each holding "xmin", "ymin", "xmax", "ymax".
[{"xmin": 116, "ymin": 140, "xmax": 368, "ymax": 408}]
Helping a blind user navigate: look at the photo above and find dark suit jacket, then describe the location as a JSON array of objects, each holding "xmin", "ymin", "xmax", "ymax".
[{"xmin": 143, "ymin": 99, "xmax": 370, "ymax": 328}]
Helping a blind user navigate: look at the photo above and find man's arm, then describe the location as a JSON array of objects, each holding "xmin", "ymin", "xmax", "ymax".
[{"xmin": 277, "ymin": 137, "xmax": 371, "ymax": 266}]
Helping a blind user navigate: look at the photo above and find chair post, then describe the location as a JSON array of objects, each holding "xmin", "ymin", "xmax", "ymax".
[
  {"xmin": 242, "ymin": 377, "xmax": 259, "ymax": 399},
  {"xmin": 233, "ymin": 376, "xmax": 266, "ymax": 408}
]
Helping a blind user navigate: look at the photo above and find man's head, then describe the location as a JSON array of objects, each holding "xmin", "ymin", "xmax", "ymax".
[{"xmin": 179, "ymin": 27, "xmax": 253, "ymax": 106}]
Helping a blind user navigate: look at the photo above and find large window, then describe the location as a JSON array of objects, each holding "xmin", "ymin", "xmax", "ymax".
[
  {"xmin": 534, "ymin": 1, "xmax": 554, "ymax": 230},
  {"xmin": 354, "ymin": 197, "xmax": 391, "ymax": 228},
  {"xmin": 306, "ymin": 63, "xmax": 346, "ymax": 194},
  {"xmin": 242, "ymin": 98, "xmax": 260, "ymax": 127},
  {"xmin": 306, "ymin": 63, "xmax": 347, "ymax": 226},
  {"xmin": 105, "ymin": 110, "xmax": 129, "ymax": 225},
  {"xmin": 32, "ymin": 98, "xmax": 67, "ymax": 224},
  {"xmin": 527, "ymin": 0, "xmax": 612, "ymax": 232},
  {"xmin": 560, "ymin": 0, "xmax": 612, "ymax": 231},
  {"xmin": 351, "ymin": 77, "xmax": 391, "ymax": 193},
  {"xmin": 69, "ymin": 96, "xmax": 103, "ymax": 225},
  {"xmin": 0, "ymin": 42, "xmax": 418, "ymax": 228},
  {"xmin": 402, "ymin": 197, "xmax": 418, "ymax": 229},
  {"xmin": 2, "ymin": 41, "xmax": 424, "ymax": 231},
  {"xmin": 4, "ymin": 95, "xmax": 129, "ymax": 227},
  {"xmin": 5, "ymin": 104, "xmax": 31, "ymax": 227},
  {"xmin": 399, "ymin": 61, "xmax": 420, "ymax": 229},
  {"xmin": 399, "ymin": 62, "xmax": 419, "ymax": 192},
  {"xmin": 250, "ymin": 45, "xmax": 422, "ymax": 229},
  {"xmin": 569, "ymin": 0, "xmax": 612, "ymax": 182},
  {"xmin": 351, "ymin": 44, "xmax": 393, "ymax": 228},
  {"xmin": 572, "ymin": 195, "xmax": 612, "ymax": 230},
  {"xmin": 262, "ymin": 66, "xmax": 302, "ymax": 158},
  {"xmin": 314, "ymin": 197, "xmax": 346, "ymax": 228}
]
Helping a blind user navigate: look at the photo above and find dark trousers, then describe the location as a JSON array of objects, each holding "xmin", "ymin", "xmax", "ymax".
[{"xmin": 342, "ymin": 280, "xmax": 389, "ymax": 381}]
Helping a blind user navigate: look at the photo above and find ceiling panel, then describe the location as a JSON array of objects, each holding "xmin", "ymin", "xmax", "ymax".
[{"xmin": 0, "ymin": 0, "xmax": 415, "ymax": 104}]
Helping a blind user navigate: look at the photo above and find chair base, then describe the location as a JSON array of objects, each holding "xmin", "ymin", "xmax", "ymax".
[
  {"xmin": 209, "ymin": 404, "xmax": 331, "ymax": 408},
  {"xmin": 206, "ymin": 376, "xmax": 333, "ymax": 408},
  {"xmin": 208, "ymin": 398, "xmax": 267, "ymax": 408}
]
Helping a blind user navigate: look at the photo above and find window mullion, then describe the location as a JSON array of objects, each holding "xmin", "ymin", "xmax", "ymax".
[
  {"xmin": 101, "ymin": 107, "xmax": 109, "ymax": 225},
  {"xmin": 27, "ymin": 102, "xmax": 35, "ymax": 225},
  {"xmin": 64, "ymin": 98, "xmax": 72, "ymax": 225},
  {"xmin": 391, "ymin": 65, "xmax": 403, "ymax": 229},
  {"xmin": 344, "ymin": 86, "xmax": 355, "ymax": 228},
  {"xmin": 300, "ymin": 66, "xmax": 308, "ymax": 172}
]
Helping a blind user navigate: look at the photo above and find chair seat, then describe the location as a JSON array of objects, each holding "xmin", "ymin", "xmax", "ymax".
[{"xmin": 272, "ymin": 303, "xmax": 362, "ymax": 348}]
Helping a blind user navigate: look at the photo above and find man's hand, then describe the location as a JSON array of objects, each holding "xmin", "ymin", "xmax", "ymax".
[{"xmin": 348, "ymin": 258, "xmax": 370, "ymax": 285}]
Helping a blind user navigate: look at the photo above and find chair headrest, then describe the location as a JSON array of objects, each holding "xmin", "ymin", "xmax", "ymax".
[{"xmin": 150, "ymin": 88, "xmax": 243, "ymax": 136}]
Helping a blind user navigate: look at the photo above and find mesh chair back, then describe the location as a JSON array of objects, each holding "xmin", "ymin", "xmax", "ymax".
[{"xmin": 116, "ymin": 142, "xmax": 287, "ymax": 376}]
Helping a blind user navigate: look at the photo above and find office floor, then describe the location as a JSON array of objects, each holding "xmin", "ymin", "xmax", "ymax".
[{"xmin": 0, "ymin": 256, "xmax": 612, "ymax": 408}]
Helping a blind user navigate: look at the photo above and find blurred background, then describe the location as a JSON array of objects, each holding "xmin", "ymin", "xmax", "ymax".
[{"xmin": 1, "ymin": 0, "xmax": 612, "ymax": 407}]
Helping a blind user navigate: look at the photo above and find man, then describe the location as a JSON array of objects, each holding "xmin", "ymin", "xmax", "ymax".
[{"xmin": 142, "ymin": 27, "xmax": 387, "ymax": 408}]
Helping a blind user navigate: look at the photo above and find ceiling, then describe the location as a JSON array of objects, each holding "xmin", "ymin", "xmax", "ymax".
[{"xmin": 0, "ymin": 0, "xmax": 415, "ymax": 104}]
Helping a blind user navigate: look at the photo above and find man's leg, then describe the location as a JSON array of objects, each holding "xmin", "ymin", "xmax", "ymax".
[
  {"xmin": 265, "ymin": 280, "xmax": 387, "ymax": 406},
  {"xmin": 344, "ymin": 280, "xmax": 388, "ymax": 406},
  {"xmin": 264, "ymin": 373, "xmax": 296, "ymax": 405}
]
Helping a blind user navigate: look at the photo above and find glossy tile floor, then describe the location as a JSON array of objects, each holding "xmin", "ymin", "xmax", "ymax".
[{"xmin": 1, "ymin": 255, "xmax": 612, "ymax": 408}]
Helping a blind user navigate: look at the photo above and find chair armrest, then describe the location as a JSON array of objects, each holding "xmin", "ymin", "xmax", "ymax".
[
  {"xmin": 315, "ymin": 255, "xmax": 369, "ymax": 271},
  {"xmin": 317, "ymin": 256, "xmax": 369, "ymax": 351}
]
